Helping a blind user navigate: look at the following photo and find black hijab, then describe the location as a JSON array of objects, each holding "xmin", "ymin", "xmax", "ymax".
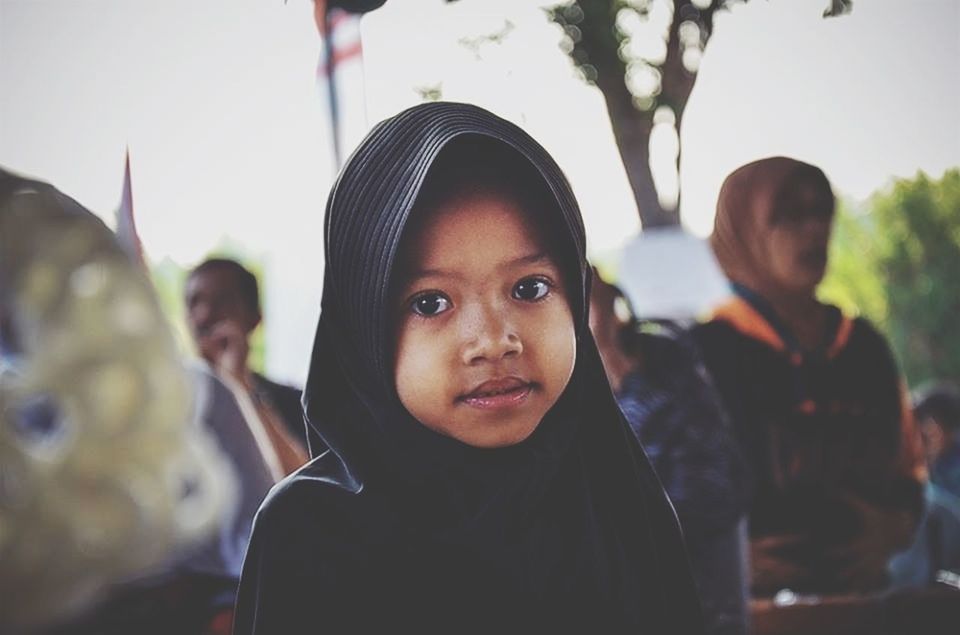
[{"xmin": 236, "ymin": 102, "xmax": 702, "ymax": 633}]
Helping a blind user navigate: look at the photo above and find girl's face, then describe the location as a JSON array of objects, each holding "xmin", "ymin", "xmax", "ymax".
[{"xmin": 393, "ymin": 189, "xmax": 576, "ymax": 448}]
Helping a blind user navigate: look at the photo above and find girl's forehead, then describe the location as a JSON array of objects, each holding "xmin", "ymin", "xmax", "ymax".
[
  {"xmin": 433, "ymin": 187, "xmax": 540, "ymax": 224},
  {"xmin": 403, "ymin": 189, "xmax": 552, "ymax": 265}
]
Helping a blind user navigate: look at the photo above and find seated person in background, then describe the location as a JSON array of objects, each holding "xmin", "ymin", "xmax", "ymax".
[
  {"xmin": 889, "ymin": 384, "xmax": 960, "ymax": 589},
  {"xmin": 590, "ymin": 270, "xmax": 750, "ymax": 635},
  {"xmin": 692, "ymin": 156, "xmax": 926, "ymax": 597},
  {"xmin": 185, "ymin": 258, "xmax": 308, "ymax": 473},
  {"xmin": 915, "ymin": 384, "xmax": 960, "ymax": 500}
]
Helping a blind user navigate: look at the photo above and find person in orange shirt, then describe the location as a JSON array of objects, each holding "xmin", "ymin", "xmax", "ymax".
[{"xmin": 692, "ymin": 157, "xmax": 925, "ymax": 597}]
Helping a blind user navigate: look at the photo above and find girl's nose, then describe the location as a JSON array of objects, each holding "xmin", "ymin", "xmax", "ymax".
[{"xmin": 461, "ymin": 304, "xmax": 523, "ymax": 365}]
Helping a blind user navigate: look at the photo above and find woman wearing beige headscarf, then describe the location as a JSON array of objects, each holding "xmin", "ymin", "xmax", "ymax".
[{"xmin": 692, "ymin": 157, "xmax": 925, "ymax": 597}]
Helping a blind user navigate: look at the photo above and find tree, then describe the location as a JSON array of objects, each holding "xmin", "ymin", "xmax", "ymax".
[
  {"xmin": 874, "ymin": 169, "xmax": 960, "ymax": 387},
  {"xmin": 820, "ymin": 169, "xmax": 960, "ymax": 387},
  {"xmin": 817, "ymin": 199, "xmax": 888, "ymax": 328},
  {"xmin": 441, "ymin": 0, "xmax": 850, "ymax": 227},
  {"xmin": 547, "ymin": 0, "xmax": 851, "ymax": 228}
]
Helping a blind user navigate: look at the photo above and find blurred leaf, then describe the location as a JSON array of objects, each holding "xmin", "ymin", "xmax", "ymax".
[
  {"xmin": 823, "ymin": 0, "xmax": 853, "ymax": 19},
  {"xmin": 415, "ymin": 84, "xmax": 443, "ymax": 101},
  {"xmin": 458, "ymin": 20, "xmax": 515, "ymax": 59}
]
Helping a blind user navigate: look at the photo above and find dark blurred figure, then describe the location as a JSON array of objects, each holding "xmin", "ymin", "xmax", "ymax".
[
  {"xmin": 692, "ymin": 157, "xmax": 925, "ymax": 597},
  {"xmin": 590, "ymin": 269, "xmax": 750, "ymax": 635},
  {"xmin": 185, "ymin": 258, "xmax": 309, "ymax": 472},
  {"xmin": 889, "ymin": 384, "xmax": 960, "ymax": 590},
  {"xmin": 915, "ymin": 384, "xmax": 960, "ymax": 500}
]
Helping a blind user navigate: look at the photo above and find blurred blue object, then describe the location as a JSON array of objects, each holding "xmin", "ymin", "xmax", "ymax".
[{"xmin": 889, "ymin": 482, "xmax": 960, "ymax": 590}]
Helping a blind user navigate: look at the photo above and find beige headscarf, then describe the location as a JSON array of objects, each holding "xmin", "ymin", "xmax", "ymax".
[{"xmin": 711, "ymin": 156, "xmax": 833, "ymax": 305}]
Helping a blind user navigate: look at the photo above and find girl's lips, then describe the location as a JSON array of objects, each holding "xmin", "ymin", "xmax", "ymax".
[
  {"xmin": 459, "ymin": 378, "xmax": 534, "ymax": 410},
  {"xmin": 461, "ymin": 384, "xmax": 533, "ymax": 410}
]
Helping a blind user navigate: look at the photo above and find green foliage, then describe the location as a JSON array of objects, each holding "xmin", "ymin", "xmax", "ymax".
[
  {"xmin": 150, "ymin": 258, "xmax": 192, "ymax": 357},
  {"xmin": 546, "ymin": 1, "xmax": 752, "ymax": 112},
  {"xmin": 820, "ymin": 169, "xmax": 960, "ymax": 387},
  {"xmin": 818, "ymin": 200, "xmax": 888, "ymax": 326},
  {"xmin": 823, "ymin": 0, "xmax": 853, "ymax": 18},
  {"xmin": 546, "ymin": 2, "xmax": 620, "ymax": 89}
]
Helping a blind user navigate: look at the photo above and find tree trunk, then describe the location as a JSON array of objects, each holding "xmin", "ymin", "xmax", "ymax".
[
  {"xmin": 596, "ymin": 73, "xmax": 678, "ymax": 229},
  {"xmin": 554, "ymin": 0, "xmax": 713, "ymax": 229},
  {"xmin": 673, "ymin": 113, "xmax": 684, "ymax": 221}
]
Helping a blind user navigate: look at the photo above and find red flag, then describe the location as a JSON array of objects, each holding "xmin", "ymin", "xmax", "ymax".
[{"xmin": 115, "ymin": 149, "xmax": 146, "ymax": 268}]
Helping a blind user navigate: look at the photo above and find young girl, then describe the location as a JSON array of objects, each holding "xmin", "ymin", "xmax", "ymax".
[{"xmin": 233, "ymin": 102, "xmax": 702, "ymax": 633}]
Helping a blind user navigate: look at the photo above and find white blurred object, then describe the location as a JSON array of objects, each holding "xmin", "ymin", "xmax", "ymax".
[
  {"xmin": 619, "ymin": 227, "xmax": 729, "ymax": 322},
  {"xmin": 0, "ymin": 170, "xmax": 234, "ymax": 631},
  {"xmin": 936, "ymin": 569, "xmax": 960, "ymax": 591}
]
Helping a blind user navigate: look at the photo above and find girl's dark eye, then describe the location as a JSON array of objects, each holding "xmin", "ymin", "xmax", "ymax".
[
  {"xmin": 410, "ymin": 293, "xmax": 451, "ymax": 317},
  {"xmin": 513, "ymin": 277, "xmax": 551, "ymax": 302}
]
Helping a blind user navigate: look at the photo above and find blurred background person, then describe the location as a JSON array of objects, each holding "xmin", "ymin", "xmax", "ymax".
[
  {"xmin": 692, "ymin": 157, "xmax": 926, "ymax": 597},
  {"xmin": 915, "ymin": 384, "xmax": 960, "ymax": 500},
  {"xmin": 889, "ymin": 384, "xmax": 960, "ymax": 590},
  {"xmin": 185, "ymin": 258, "xmax": 309, "ymax": 473},
  {"xmin": 589, "ymin": 268, "xmax": 749, "ymax": 635}
]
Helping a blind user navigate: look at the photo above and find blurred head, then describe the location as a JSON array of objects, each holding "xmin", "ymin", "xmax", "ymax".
[
  {"xmin": 391, "ymin": 139, "xmax": 576, "ymax": 448},
  {"xmin": 185, "ymin": 258, "xmax": 261, "ymax": 361},
  {"xmin": 0, "ymin": 169, "xmax": 230, "ymax": 631},
  {"xmin": 588, "ymin": 268, "xmax": 636, "ymax": 349},
  {"xmin": 914, "ymin": 383, "xmax": 960, "ymax": 464},
  {"xmin": 766, "ymin": 168, "xmax": 835, "ymax": 294},
  {"xmin": 712, "ymin": 157, "xmax": 835, "ymax": 299}
]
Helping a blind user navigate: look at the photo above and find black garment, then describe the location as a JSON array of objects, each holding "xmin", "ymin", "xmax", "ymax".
[
  {"xmin": 693, "ymin": 303, "xmax": 923, "ymax": 594},
  {"xmin": 250, "ymin": 372, "xmax": 307, "ymax": 450},
  {"xmin": 234, "ymin": 102, "xmax": 702, "ymax": 633},
  {"xmin": 39, "ymin": 573, "xmax": 236, "ymax": 635}
]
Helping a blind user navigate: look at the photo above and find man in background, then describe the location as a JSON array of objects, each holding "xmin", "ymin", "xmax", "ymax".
[
  {"xmin": 916, "ymin": 384, "xmax": 960, "ymax": 500},
  {"xmin": 185, "ymin": 258, "xmax": 308, "ymax": 473},
  {"xmin": 887, "ymin": 384, "xmax": 960, "ymax": 589}
]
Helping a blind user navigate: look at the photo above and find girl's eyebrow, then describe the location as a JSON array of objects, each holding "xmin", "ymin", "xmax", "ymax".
[
  {"xmin": 407, "ymin": 252, "xmax": 554, "ymax": 282},
  {"xmin": 508, "ymin": 252, "xmax": 553, "ymax": 268}
]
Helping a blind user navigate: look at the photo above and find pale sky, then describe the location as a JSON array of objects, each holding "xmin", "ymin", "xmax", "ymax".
[{"xmin": 2, "ymin": 0, "xmax": 958, "ymax": 383}]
